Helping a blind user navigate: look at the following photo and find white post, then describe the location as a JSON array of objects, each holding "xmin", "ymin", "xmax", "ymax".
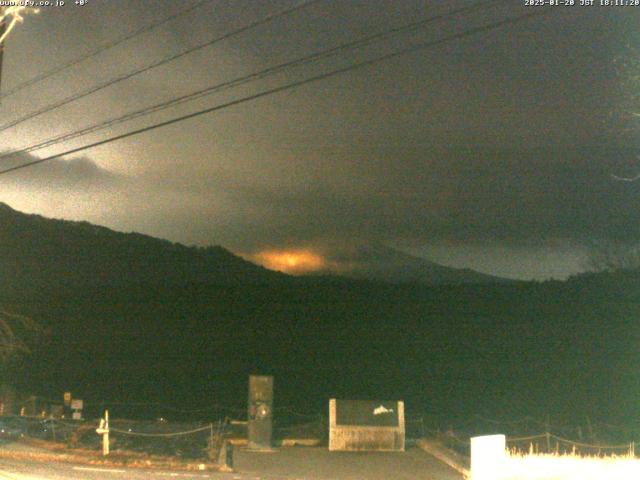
[
  {"xmin": 471, "ymin": 434, "xmax": 506, "ymax": 480},
  {"xmin": 103, "ymin": 410, "xmax": 109, "ymax": 456},
  {"xmin": 96, "ymin": 409, "xmax": 110, "ymax": 456}
]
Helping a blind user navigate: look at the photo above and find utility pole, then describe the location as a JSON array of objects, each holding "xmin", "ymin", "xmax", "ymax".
[{"xmin": 0, "ymin": 7, "xmax": 6, "ymax": 95}]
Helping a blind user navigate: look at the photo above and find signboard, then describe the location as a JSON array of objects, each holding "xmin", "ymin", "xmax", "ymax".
[
  {"xmin": 335, "ymin": 400, "xmax": 399, "ymax": 427},
  {"xmin": 63, "ymin": 392, "xmax": 71, "ymax": 407},
  {"xmin": 70, "ymin": 399, "xmax": 83, "ymax": 410}
]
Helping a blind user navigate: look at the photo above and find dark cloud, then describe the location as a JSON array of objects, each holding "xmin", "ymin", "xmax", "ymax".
[
  {"xmin": 0, "ymin": 154, "xmax": 123, "ymax": 189},
  {"xmin": 1, "ymin": 1, "xmax": 638, "ymax": 279},
  {"xmin": 218, "ymin": 144, "xmax": 640, "ymax": 248}
]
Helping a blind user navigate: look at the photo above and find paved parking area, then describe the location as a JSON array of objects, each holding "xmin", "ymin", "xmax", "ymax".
[{"xmin": 233, "ymin": 446, "xmax": 464, "ymax": 480}]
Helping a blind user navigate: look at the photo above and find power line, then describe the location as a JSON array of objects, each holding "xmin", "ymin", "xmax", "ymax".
[
  {"xmin": 0, "ymin": 0, "xmax": 504, "ymax": 163},
  {"xmin": 0, "ymin": 8, "xmax": 554, "ymax": 177},
  {"xmin": 0, "ymin": 0, "xmax": 323, "ymax": 133},
  {"xmin": 0, "ymin": 0, "xmax": 215, "ymax": 100}
]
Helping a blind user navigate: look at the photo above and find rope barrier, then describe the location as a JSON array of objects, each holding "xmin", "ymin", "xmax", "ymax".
[
  {"xmin": 473, "ymin": 414, "xmax": 587, "ymax": 433},
  {"xmin": 550, "ymin": 434, "xmax": 632, "ymax": 451},
  {"xmin": 110, "ymin": 424, "xmax": 213, "ymax": 437},
  {"xmin": 276, "ymin": 420, "xmax": 322, "ymax": 432},
  {"xmin": 442, "ymin": 427, "xmax": 637, "ymax": 453},
  {"xmin": 274, "ymin": 407, "xmax": 322, "ymax": 419},
  {"xmin": 507, "ymin": 434, "xmax": 549, "ymax": 443}
]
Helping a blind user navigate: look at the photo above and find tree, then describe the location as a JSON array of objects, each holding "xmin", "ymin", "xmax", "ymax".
[{"xmin": 586, "ymin": 240, "xmax": 640, "ymax": 273}]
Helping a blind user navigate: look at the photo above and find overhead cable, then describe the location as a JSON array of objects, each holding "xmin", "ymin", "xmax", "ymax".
[
  {"xmin": 0, "ymin": 0, "xmax": 323, "ymax": 132},
  {"xmin": 0, "ymin": 0, "xmax": 504, "ymax": 162},
  {"xmin": 0, "ymin": 8, "xmax": 554, "ymax": 177}
]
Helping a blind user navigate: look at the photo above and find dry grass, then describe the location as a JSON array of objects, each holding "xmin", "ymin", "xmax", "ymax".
[{"xmin": 497, "ymin": 451, "xmax": 640, "ymax": 480}]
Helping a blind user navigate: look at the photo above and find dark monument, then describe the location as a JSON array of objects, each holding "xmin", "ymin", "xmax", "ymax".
[{"xmin": 247, "ymin": 375, "xmax": 273, "ymax": 450}]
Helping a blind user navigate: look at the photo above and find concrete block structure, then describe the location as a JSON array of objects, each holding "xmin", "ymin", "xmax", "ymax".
[{"xmin": 328, "ymin": 399, "xmax": 405, "ymax": 451}]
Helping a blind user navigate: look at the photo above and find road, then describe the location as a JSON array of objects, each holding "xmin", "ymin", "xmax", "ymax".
[{"xmin": 0, "ymin": 446, "xmax": 463, "ymax": 480}]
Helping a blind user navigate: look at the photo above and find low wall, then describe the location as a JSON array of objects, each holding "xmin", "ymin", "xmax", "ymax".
[{"xmin": 416, "ymin": 438, "xmax": 470, "ymax": 477}]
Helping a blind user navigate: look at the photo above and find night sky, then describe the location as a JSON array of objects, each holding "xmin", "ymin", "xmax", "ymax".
[{"xmin": 1, "ymin": 0, "xmax": 639, "ymax": 280}]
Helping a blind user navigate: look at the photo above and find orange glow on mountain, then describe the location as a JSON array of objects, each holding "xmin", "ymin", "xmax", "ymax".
[{"xmin": 251, "ymin": 249, "xmax": 326, "ymax": 274}]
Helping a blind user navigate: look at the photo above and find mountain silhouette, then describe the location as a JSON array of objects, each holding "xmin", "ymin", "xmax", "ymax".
[
  {"xmin": 0, "ymin": 203, "xmax": 507, "ymax": 290},
  {"xmin": 319, "ymin": 242, "xmax": 511, "ymax": 285},
  {"xmin": 0, "ymin": 202, "xmax": 284, "ymax": 295}
]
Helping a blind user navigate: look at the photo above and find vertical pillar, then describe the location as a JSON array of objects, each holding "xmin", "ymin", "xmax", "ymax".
[
  {"xmin": 471, "ymin": 434, "xmax": 506, "ymax": 480},
  {"xmin": 247, "ymin": 375, "xmax": 273, "ymax": 450}
]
